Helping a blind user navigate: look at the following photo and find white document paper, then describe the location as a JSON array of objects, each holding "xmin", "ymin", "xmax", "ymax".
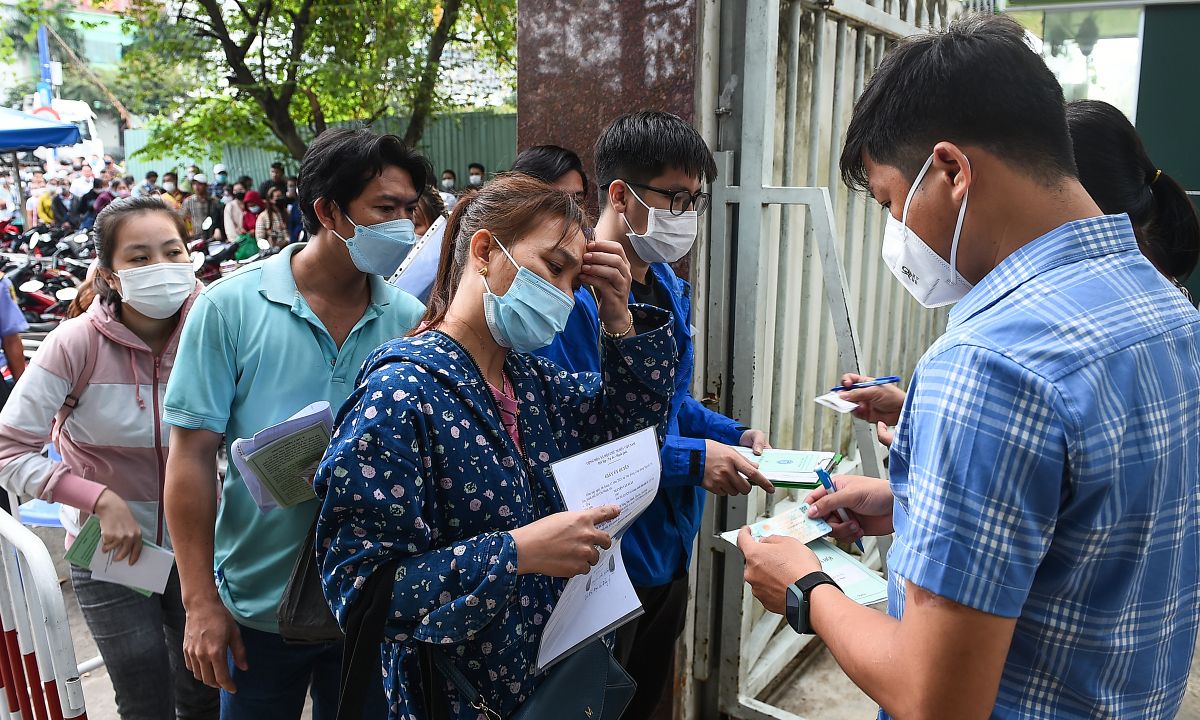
[
  {"xmin": 814, "ymin": 391, "xmax": 860, "ymax": 413},
  {"xmin": 807, "ymin": 538, "xmax": 889, "ymax": 606},
  {"xmin": 230, "ymin": 401, "xmax": 335, "ymax": 514},
  {"xmin": 90, "ymin": 542, "xmax": 175, "ymax": 595},
  {"xmin": 536, "ymin": 426, "xmax": 662, "ymax": 672}
]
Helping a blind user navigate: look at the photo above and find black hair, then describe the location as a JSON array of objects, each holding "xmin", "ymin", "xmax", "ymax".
[
  {"xmin": 1067, "ymin": 100, "xmax": 1200, "ymax": 281},
  {"xmin": 92, "ymin": 196, "xmax": 190, "ymax": 311},
  {"xmin": 593, "ymin": 110, "xmax": 718, "ymax": 208},
  {"xmin": 298, "ymin": 128, "xmax": 433, "ymax": 234},
  {"xmin": 468, "ymin": 163, "xmax": 485, "ymax": 174},
  {"xmin": 271, "ymin": 161, "xmax": 284, "ymax": 171},
  {"xmin": 443, "ymin": 169, "xmax": 457, "ymax": 179},
  {"xmin": 840, "ymin": 14, "xmax": 1076, "ymax": 193},
  {"xmin": 510, "ymin": 145, "xmax": 589, "ymax": 197},
  {"xmin": 416, "ymin": 185, "xmax": 447, "ymax": 230},
  {"xmin": 236, "ymin": 175, "xmax": 253, "ymax": 189},
  {"xmin": 420, "ymin": 173, "xmax": 586, "ymax": 330},
  {"xmin": 145, "ymin": 171, "xmax": 158, "ymax": 179}
]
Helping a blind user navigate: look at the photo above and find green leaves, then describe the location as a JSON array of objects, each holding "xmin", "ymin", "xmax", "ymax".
[{"xmin": 123, "ymin": 0, "xmax": 516, "ymax": 159}]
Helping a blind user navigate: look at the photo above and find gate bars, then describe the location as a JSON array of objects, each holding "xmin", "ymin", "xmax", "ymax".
[{"xmin": 0, "ymin": 508, "xmax": 86, "ymax": 720}]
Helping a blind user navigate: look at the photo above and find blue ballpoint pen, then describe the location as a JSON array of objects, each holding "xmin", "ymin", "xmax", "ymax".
[
  {"xmin": 830, "ymin": 375, "xmax": 901, "ymax": 393},
  {"xmin": 815, "ymin": 467, "xmax": 866, "ymax": 552}
]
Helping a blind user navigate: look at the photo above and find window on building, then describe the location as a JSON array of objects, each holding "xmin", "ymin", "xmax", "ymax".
[{"xmin": 1010, "ymin": 7, "xmax": 1143, "ymax": 121}]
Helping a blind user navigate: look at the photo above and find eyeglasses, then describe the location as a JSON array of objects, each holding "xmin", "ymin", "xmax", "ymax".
[{"xmin": 622, "ymin": 181, "xmax": 711, "ymax": 216}]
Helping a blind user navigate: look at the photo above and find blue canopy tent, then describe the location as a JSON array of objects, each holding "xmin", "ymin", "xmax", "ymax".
[
  {"xmin": 0, "ymin": 106, "xmax": 83, "ymax": 231},
  {"xmin": 0, "ymin": 106, "xmax": 81, "ymax": 152}
]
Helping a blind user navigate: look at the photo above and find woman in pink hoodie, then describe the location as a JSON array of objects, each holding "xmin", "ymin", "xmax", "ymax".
[{"xmin": 0, "ymin": 196, "xmax": 218, "ymax": 719}]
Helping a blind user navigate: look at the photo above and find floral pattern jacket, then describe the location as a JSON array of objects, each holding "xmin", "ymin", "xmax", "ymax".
[{"xmin": 315, "ymin": 307, "xmax": 676, "ymax": 720}]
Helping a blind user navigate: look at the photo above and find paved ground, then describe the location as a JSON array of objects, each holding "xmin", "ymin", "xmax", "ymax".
[{"xmin": 23, "ymin": 523, "xmax": 1200, "ymax": 719}]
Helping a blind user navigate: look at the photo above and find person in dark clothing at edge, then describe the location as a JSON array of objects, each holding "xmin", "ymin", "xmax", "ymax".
[{"xmin": 535, "ymin": 111, "xmax": 774, "ymax": 720}]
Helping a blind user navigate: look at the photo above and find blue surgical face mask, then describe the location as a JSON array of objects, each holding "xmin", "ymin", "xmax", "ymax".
[
  {"xmin": 482, "ymin": 236, "xmax": 575, "ymax": 353},
  {"xmin": 332, "ymin": 209, "xmax": 416, "ymax": 276}
]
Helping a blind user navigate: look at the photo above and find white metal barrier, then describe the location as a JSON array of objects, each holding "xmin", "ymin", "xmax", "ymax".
[{"xmin": 0, "ymin": 509, "xmax": 86, "ymax": 720}]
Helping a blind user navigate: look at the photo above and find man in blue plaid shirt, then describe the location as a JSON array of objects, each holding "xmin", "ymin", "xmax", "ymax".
[{"xmin": 739, "ymin": 14, "xmax": 1200, "ymax": 720}]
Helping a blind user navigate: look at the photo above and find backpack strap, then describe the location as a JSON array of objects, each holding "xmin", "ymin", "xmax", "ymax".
[{"xmin": 52, "ymin": 317, "xmax": 99, "ymax": 443}]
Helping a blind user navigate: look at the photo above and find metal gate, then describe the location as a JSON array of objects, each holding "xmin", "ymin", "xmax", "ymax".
[{"xmin": 683, "ymin": 0, "xmax": 954, "ymax": 717}]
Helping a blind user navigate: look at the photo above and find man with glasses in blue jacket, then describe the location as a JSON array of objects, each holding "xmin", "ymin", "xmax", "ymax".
[{"xmin": 536, "ymin": 111, "xmax": 774, "ymax": 720}]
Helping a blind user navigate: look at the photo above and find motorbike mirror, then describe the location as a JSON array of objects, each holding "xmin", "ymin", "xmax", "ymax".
[
  {"xmin": 191, "ymin": 251, "xmax": 205, "ymax": 271},
  {"xmin": 55, "ymin": 287, "xmax": 78, "ymax": 302},
  {"xmin": 18, "ymin": 280, "xmax": 43, "ymax": 293},
  {"xmin": 257, "ymin": 238, "xmax": 270, "ymax": 251},
  {"xmin": 201, "ymin": 217, "xmax": 213, "ymax": 231}
]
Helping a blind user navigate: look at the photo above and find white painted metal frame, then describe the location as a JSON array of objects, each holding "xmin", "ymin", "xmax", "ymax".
[{"xmin": 0, "ymin": 508, "xmax": 86, "ymax": 719}]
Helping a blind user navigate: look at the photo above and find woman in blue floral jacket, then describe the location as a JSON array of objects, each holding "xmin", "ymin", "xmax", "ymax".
[{"xmin": 315, "ymin": 174, "xmax": 678, "ymax": 719}]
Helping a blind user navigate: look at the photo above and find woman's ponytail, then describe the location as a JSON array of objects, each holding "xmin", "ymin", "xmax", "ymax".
[
  {"xmin": 1144, "ymin": 170, "xmax": 1200, "ymax": 281},
  {"xmin": 1067, "ymin": 100, "xmax": 1200, "ymax": 282}
]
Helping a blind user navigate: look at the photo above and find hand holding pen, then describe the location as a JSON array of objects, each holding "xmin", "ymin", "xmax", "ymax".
[
  {"xmin": 835, "ymin": 373, "xmax": 907, "ymax": 428},
  {"xmin": 804, "ymin": 469, "xmax": 896, "ymax": 549},
  {"xmin": 813, "ymin": 456, "xmax": 865, "ymax": 552}
]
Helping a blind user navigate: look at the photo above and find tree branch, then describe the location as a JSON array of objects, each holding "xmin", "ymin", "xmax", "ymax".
[
  {"xmin": 278, "ymin": 0, "xmax": 314, "ymax": 108},
  {"xmin": 300, "ymin": 86, "xmax": 326, "ymax": 136},
  {"xmin": 403, "ymin": 0, "xmax": 463, "ymax": 147},
  {"xmin": 465, "ymin": 0, "xmax": 513, "ymax": 69}
]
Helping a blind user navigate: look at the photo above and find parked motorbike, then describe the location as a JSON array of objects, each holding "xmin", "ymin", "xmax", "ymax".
[{"xmin": 6, "ymin": 256, "xmax": 80, "ymax": 326}]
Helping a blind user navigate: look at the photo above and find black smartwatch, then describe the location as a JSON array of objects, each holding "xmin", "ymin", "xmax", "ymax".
[{"xmin": 784, "ymin": 571, "xmax": 842, "ymax": 635}]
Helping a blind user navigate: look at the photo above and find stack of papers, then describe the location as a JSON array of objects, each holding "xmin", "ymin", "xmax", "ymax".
[
  {"xmin": 230, "ymin": 401, "xmax": 335, "ymax": 514},
  {"xmin": 735, "ymin": 448, "xmax": 835, "ymax": 489},
  {"xmin": 723, "ymin": 522, "xmax": 889, "ymax": 607},
  {"xmin": 536, "ymin": 426, "xmax": 662, "ymax": 673},
  {"xmin": 64, "ymin": 515, "xmax": 175, "ymax": 596}
]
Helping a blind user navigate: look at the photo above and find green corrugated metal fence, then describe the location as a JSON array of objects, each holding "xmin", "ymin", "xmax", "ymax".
[{"xmin": 122, "ymin": 112, "xmax": 517, "ymax": 190}]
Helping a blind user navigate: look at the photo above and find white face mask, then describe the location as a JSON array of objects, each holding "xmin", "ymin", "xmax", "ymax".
[
  {"xmin": 469, "ymin": 174, "xmax": 483, "ymax": 186},
  {"xmin": 621, "ymin": 185, "xmax": 698, "ymax": 264},
  {"xmin": 441, "ymin": 178, "xmax": 455, "ymax": 190},
  {"xmin": 881, "ymin": 153, "xmax": 973, "ymax": 308},
  {"xmin": 163, "ymin": 182, "xmax": 176, "ymax": 193},
  {"xmin": 115, "ymin": 262, "xmax": 196, "ymax": 319}
]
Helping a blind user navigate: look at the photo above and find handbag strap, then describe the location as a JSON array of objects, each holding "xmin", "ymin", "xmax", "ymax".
[
  {"xmin": 425, "ymin": 644, "xmax": 499, "ymax": 720},
  {"xmin": 336, "ymin": 558, "xmax": 399, "ymax": 720},
  {"xmin": 336, "ymin": 556, "xmax": 500, "ymax": 720}
]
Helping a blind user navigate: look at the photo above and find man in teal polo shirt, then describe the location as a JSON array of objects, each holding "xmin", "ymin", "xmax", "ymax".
[{"xmin": 163, "ymin": 128, "xmax": 428, "ymax": 720}]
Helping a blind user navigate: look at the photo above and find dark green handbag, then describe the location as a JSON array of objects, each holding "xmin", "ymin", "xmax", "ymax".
[
  {"xmin": 422, "ymin": 639, "xmax": 635, "ymax": 720},
  {"xmin": 337, "ymin": 558, "xmax": 636, "ymax": 720}
]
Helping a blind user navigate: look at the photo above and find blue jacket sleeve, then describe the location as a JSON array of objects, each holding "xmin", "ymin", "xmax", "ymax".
[
  {"xmin": 677, "ymin": 392, "xmax": 746, "ymax": 446},
  {"xmin": 658, "ymin": 433, "xmax": 707, "ymax": 487}
]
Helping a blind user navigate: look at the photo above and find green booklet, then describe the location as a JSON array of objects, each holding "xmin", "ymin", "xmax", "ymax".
[
  {"xmin": 735, "ymin": 448, "xmax": 835, "ymax": 488},
  {"xmin": 64, "ymin": 515, "xmax": 175, "ymax": 597},
  {"xmin": 230, "ymin": 401, "xmax": 335, "ymax": 514}
]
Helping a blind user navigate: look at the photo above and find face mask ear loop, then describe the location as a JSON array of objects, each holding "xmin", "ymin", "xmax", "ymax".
[
  {"xmin": 901, "ymin": 154, "xmax": 937, "ymax": 227},
  {"xmin": 483, "ymin": 234, "xmax": 519, "ymax": 298},
  {"xmin": 620, "ymin": 183, "xmax": 653, "ymax": 237},
  {"xmin": 947, "ymin": 155, "xmax": 971, "ymax": 287}
]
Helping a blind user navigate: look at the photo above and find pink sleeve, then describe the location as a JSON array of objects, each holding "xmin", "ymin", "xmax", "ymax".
[{"xmin": 40, "ymin": 465, "xmax": 106, "ymax": 513}]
